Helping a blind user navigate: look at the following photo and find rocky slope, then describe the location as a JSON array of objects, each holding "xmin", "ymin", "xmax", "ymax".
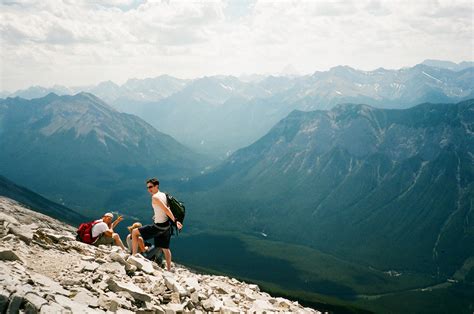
[{"xmin": 0, "ymin": 196, "xmax": 319, "ymax": 313}]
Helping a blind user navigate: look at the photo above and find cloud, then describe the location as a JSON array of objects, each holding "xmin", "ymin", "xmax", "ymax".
[{"xmin": 0, "ymin": 0, "xmax": 472, "ymax": 91}]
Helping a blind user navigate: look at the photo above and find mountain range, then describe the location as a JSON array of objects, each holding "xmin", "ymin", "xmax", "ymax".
[
  {"xmin": 0, "ymin": 92, "xmax": 206, "ymax": 213},
  {"xmin": 1, "ymin": 85, "xmax": 473, "ymax": 312},
  {"xmin": 184, "ymin": 99, "xmax": 474, "ymax": 277},
  {"xmin": 4, "ymin": 60, "xmax": 473, "ymax": 157}
]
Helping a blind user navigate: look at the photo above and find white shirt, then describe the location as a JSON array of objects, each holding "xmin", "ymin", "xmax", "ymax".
[
  {"xmin": 126, "ymin": 234, "xmax": 132, "ymax": 253},
  {"xmin": 91, "ymin": 219, "xmax": 108, "ymax": 238},
  {"xmin": 152, "ymin": 191, "xmax": 169, "ymax": 223}
]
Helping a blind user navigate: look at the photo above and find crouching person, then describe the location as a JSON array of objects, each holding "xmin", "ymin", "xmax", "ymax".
[
  {"xmin": 126, "ymin": 222, "xmax": 148, "ymax": 254},
  {"xmin": 91, "ymin": 212, "xmax": 126, "ymax": 250}
]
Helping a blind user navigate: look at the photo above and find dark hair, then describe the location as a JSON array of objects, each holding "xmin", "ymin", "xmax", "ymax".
[{"xmin": 146, "ymin": 178, "xmax": 159, "ymax": 187}]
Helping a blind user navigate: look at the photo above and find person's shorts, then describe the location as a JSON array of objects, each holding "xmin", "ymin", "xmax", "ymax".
[
  {"xmin": 138, "ymin": 221, "xmax": 171, "ymax": 249},
  {"xmin": 93, "ymin": 233, "xmax": 114, "ymax": 246}
]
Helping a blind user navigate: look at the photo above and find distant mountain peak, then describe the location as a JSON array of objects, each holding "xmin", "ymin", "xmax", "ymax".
[
  {"xmin": 329, "ymin": 65, "xmax": 356, "ymax": 72},
  {"xmin": 421, "ymin": 59, "xmax": 473, "ymax": 71}
]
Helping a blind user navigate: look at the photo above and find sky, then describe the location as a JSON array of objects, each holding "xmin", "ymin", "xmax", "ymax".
[{"xmin": 0, "ymin": 0, "xmax": 473, "ymax": 92}]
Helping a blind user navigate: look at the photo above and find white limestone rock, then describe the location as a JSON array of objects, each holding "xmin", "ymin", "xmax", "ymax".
[
  {"xmin": 54, "ymin": 294, "xmax": 97, "ymax": 312},
  {"xmin": 30, "ymin": 273, "xmax": 69, "ymax": 296},
  {"xmin": 0, "ymin": 213, "xmax": 19, "ymax": 225},
  {"xmin": 73, "ymin": 290, "xmax": 99, "ymax": 308},
  {"xmin": 161, "ymin": 302, "xmax": 185, "ymax": 314},
  {"xmin": 80, "ymin": 261, "xmax": 100, "ymax": 272},
  {"xmin": 202, "ymin": 295, "xmax": 224, "ymax": 312},
  {"xmin": 127, "ymin": 255, "xmax": 154, "ymax": 274},
  {"xmin": 98, "ymin": 261, "xmax": 126, "ymax": 275},
  {"xmin": 249, "ymin": 299, "xmax": 274, "ymax": 312},
  {"xmin": 163, "ymin": 275, "xmax": 188, "ymax": 297},
  {"xmin": 10, "ymin": 223, "xmax": 37, "ymax": 244},
  {"xmin": 183, "ymin": 277, "xmax": 201, "ymax": 294},
  {"xmin": 106, "ymin": 278, "xmax": 152, "ymax": 302},
  {"xmin": 39, "ymin": 302, "xmax": 66, "ymax": 313}
]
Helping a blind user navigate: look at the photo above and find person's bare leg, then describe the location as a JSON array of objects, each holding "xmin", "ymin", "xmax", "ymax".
[
  {"xmin": 138, "ymin": 236, "xmax": 148, "ymax": 253},
  {"xmin": 131, "ymin": 228, "xmax": 141, "ymax": 255},
  {"xmin": 162, "ymin": 248, "xmax": 172, "ymax": 271},
  {"xmin": 112, "ymin": 233, "xmax": 126, "ymax": 250}
]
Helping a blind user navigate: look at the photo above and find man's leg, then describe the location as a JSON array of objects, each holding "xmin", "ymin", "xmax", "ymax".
[
  {"xmin": 162, "ymin": 248, "xmax": 172, "ymax": 271},
  {"xmin": 138, "ymin": 236, "xmax": 148, "ymax": 253},
  {"xmin": 112, "ymin": 233, "xmax": 126, "ymax": 250}
]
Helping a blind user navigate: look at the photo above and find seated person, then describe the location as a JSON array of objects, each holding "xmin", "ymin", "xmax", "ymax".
[
  {"xmin": 126, "ymin": 222, "xmax": 148, "ymax": 253},
  {"xmin": 92, "ymin": 212, "xmax": 126, "ymax": 250}
]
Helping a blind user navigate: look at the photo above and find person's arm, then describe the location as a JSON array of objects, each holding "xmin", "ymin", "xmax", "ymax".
[
  {"xmin": 111, "ymin": 215, "xmax": 123, "ymax": 229},
  {"xmin": 153, "ymin": 198, "xmax": 176, "ymax": 222},
  {"xmin": 152, "ymin": 197, "xmax": 182, "ymax": 230},
  {"xmin": 103, "ymin": 229, "xmax": 114, "ymax": 237}
]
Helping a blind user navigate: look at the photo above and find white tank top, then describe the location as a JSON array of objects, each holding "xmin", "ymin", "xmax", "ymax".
[{"xmin": 152, "ymin": 191, "xmax": 169, "ymax": 223}]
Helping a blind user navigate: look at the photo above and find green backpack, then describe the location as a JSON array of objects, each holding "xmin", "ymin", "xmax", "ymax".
[{"xmin": 165, "ymin": 193, "xmax": 185, "ymax": 230}]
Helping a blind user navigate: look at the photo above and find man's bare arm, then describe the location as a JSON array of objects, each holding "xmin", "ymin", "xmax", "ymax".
[
  {"xmin": 153, "ymin": 198, "xmax": 183, "ymax": 230},
  {"xmin": 111, "ymin": 215, "xmax": 123, "ymax": 229},
  {"xmin": 104, "ymin": 229, "xmax": 114, "ymax": 237},
  {"xmin": 153, "ymin": 198, "xmax": 176, "ymax": 222}
]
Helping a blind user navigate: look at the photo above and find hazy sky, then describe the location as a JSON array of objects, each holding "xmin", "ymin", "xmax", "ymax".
[{"xmin": 1, "ymin": 0, "xmax": 473, "ymax": 91}]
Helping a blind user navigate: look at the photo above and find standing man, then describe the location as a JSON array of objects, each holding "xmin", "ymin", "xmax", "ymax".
[
  {"xmin": 92, "ymin": 212, "xmax": 126, "ymax": 250},
  {"xmin": 131, "ymin": 178, "xmax": 182, "ymax": 271}
]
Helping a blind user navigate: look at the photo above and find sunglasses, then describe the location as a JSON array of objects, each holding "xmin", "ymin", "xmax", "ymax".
[{"xmin": 147, "ymin": 185, "xmax": 154, "ymax": 189}]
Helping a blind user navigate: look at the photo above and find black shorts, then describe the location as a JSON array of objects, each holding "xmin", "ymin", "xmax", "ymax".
[{"xmin": 138, "ymin": 221, "xmax": 171, "ymax": 249}]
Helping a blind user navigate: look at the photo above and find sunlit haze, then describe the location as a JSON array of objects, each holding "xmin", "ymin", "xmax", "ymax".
[{"xmin": 1, "ymin": 0, "xmax": 473, "ymax": 91}]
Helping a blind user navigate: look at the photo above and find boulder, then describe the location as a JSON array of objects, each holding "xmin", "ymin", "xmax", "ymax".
[
  {"xmin": 73, "ymin": 290, "xmax": 99, "ymax": 308},
  {"xmin": 161, "ymin": 303, "xmax": 185, "ymax": 314},
  {"xmin": 0, "ymin": 213, "xmax": 19, "ymax": 225},
  {"xmin": 170, "ymin": 292, "xmax": 180, "ymax": 304},
  {"xmin": 202, "ymin": 295, "xmax": 223, "ymax": 312},
  {"xmin": 106, "ymin": 278, "xmax": 151, "ymax": 302},
  {"xmin": 209, "ymin": 281, "xmax": 233, "ymax": 294},
  {"xmin": 98, "ymin": 294, "xmax": 119, "ymax": 312},
  {"xmin": 183, "ymin": 277, "xmax": 201, "ymax": 294},
  {"xmin": 219, "ymin": 305, "xmax": 241, "ymax": 314},
  {"xmin": 126, "ymin": 255, "xmax": 154, "ymax": 274},
  {"xmin": 0, "ymin": 249, "xmax": 22, "ymax": 262},
  {"xmin": 54, "ymin": 294, "xmax": 92, "ymax": 312},
  {"xmin": 80, "ymin": 262, "xmax": 100, "ymax": 272},
  {"xmin": 248, "ymin": 284, "xmax": 260, "ymax": 292},
  {"xmin": 1, "ymin": 234, "xmax": 16, "ymax": 242},
  {"xmin": 10, "ymin": 223, "xmax": 36, "ymax": 244},
  {"xmin": 81, "ymin": 256, "xmax": 95, "ymax": 262},
  {"xmin": 98, "ymin": 262, "xmax": 126, "ymax": 275},
  {"xmin": 39, "ymin": 302, "xmax": 66, "ymax": 313},
  {"xmin": 248, "ymin": 299, "xmax": 274, "ymax": 312},
  {"xmin": 273, "ymin": 297, "xmax": 292, "ymax": 310},
  {"xmin": 164, "ymin": 275, "xmax": 187, "ymax": 297},
  {"xmin": 29, "ymin": 273, "xmax": 69, "ymax": 296},
  {"xmin": 60, "ymin": 278, "xmax": 82, "ymax": 286},
  {"xmin": 222, "ymin": 296, "xmax": 238, "ymax": 307}
]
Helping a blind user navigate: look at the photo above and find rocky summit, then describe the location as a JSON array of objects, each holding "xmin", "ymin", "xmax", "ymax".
[{"xmin": 0, "ymin": 197, "xmax": 319, "ymax": 313}]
